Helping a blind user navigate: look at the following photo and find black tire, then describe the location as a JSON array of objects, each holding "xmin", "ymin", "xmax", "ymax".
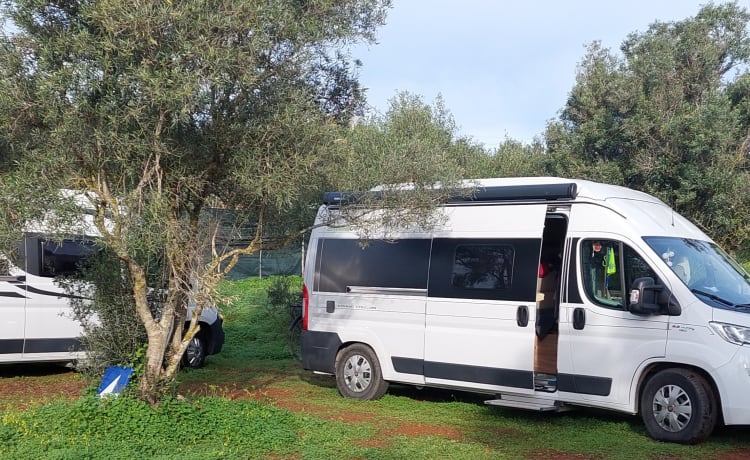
[
  {"xmin": 640, "ymin": 368, "xmax": 717, "ymax": 444},
  {"xmin": 182, "ymin": 334, "xmax": 207, "ymax": 369},
  {"xmin": 335, "ymin": 344, "xmax": 389, "ymax": 400},
  {"xmin": 288, "ymin": 315, "xmax": 302, "ymax": 364}
]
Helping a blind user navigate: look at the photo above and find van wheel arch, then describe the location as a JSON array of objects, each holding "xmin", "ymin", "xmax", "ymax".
[
  {"xmin": 638, "ymin": 365, "xmax": 720, "ymax": 443},
  {"xmin": 637, "ymin": 363, "xmax": 722, "ymax": 420},
  {"xmin": 334, "ymin": 343, "xmax": 389, "ymax": 400}
]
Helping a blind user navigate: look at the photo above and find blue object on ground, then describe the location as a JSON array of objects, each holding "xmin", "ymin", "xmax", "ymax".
[{"xmin": 97, "ymin": 366, "xmax": 134, "ymax": 397}]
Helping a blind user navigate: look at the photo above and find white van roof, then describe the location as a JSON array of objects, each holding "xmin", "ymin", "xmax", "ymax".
[{"xmin": 320, "ymin": 177, "xmax": 711, "ymax": 242}]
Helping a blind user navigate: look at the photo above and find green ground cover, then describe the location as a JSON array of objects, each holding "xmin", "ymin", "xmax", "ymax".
[{"xmin": 2, "ymin": 277, "xmax": 749, "ymax": 459}]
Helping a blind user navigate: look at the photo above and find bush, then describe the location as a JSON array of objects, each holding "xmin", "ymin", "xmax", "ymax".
[{"xmin": 264, "ymin": 276, "xmax": 302, "ymax": 319}]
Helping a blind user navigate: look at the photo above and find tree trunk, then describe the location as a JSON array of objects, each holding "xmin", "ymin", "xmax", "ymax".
[{"xmin": 127, "ymin": 259, "xmax": 172, "ymax": 402}]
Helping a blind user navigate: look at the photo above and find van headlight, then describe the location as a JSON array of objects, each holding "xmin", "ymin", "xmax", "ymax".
[{"xmin": 710, "ymin": 322, "xmax": 750, "ymax": 346}]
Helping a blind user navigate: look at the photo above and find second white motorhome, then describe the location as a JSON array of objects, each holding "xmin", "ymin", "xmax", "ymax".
[
  {"xmin": 0, "ymin": 232, "xmax": 224, "ymax": 368},
  {"xmin": 301, "ymin": 177, "xmax": 750, "ymax": 444}
]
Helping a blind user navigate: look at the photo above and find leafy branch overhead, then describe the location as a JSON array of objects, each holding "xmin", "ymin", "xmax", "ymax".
[{"xmin": 0, "ymin": 0, "xmax": 406, "ymax": 402}]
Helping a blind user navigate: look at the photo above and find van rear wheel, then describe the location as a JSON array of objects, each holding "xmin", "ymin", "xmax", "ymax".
[
  {"xmin": 335, "ymin": 344, "xmax": 388, "ymax": 400},
  {"xmin": 182, "ymin": 334, "xmax": 207, "ymax": 369},
  {"xmin": 640, "ymin": 368, "xmax": 717, "ymax": 444}
]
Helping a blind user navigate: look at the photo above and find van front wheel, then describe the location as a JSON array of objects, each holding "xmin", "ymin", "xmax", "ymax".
[
  {"xmin": 640, "ymin": 368, "xmax": 717, "ymax": 444},
  {"xmin": 335, "ymin": 344, "xmax": 388, "ymax": 400}
]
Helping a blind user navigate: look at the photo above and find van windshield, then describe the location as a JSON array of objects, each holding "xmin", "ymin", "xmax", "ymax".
[{"xmin": 644, "ymin": 237, "xmax": 750, "ymax": 310}]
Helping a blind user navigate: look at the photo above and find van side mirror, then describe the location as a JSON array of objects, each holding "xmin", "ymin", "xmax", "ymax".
[{"xmin": 629, "ymin": 277, "xmax": 681, "ymax": 316}]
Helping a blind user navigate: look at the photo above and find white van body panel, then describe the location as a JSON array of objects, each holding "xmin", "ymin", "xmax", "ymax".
[
  {"xmin": 424, "ymin": 204, "xmax": 546, "ymax": 393},
  {"xmin": 0, "ymin": 235, "xmax": 91, "ymax": 363},
  {"xmin": 0, "ymin": 261, "xmax": 27, "ymax": 362},
  {"xmin": 302, "ymin": 177, "xmax": 750, "ymax": 436},
  {"xmin": 311, "ymin": 291, "xmax": 427, "ymax": 385}
]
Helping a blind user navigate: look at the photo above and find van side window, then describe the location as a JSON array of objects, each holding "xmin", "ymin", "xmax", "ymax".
[
  {"xmin": 314, "ymin": 238, "xmax": 431, "ymax": 293},
  {"xmin": 39, "ymin": 239, "xmax": 95, "ymax": 278},
  {"xmin": 429, "ymin": 238, "xmax": 539, "ymax": 302},
  {"xmin": 452, "ymin": 244, "xmax": 514, "ymax": 290},
  {"xmin": 581, "ymin": 240, "xmax": 661, "ymax": 309}
]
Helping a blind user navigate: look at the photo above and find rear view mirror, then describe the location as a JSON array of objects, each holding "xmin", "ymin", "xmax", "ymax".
[{"xmin": 629, "ymin": 277, "xmax": 681, "ymax": 316}]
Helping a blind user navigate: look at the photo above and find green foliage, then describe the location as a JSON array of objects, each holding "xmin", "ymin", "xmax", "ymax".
[
  {"xmin": 0, "ymin": 396, "xmax": 299, "ymax": 458},
  {"xmin": 478, "ymin": 137, "xmax": 549, "ymax": 178},
  {"xmin": 546, "ymin": 2, "xmax": 750, "ymax": 251},
  {"xmin": 340, "ymin": 92, "xmax": 487, "ymax": 191},
  {"xmin": 213, "ymin": 277, "xmax": 297, "ymax": 365},
  {"xmin": 62, "ymin": 246, "xmax": 147, "ymax": 377},
  {"xmin": 264, "ymin": 275, "xmax": 303, "ymax": 318}
]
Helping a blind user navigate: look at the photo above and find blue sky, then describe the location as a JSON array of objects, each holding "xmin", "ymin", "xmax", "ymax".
[{"xmin": 349, "ymin": 1, "xmax": 740, "ymax": 149}]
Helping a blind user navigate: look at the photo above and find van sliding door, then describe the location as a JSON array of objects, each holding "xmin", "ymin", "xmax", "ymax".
[{"xmin": 422, "ymin": 204, "xmax": 546, "ymax": 394}]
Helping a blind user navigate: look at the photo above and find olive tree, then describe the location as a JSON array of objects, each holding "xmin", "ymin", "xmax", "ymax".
[
  {"xmin": 546, "ymin": 2, "xmax": 750, "ymax": 250},
  {"xmin": 0, "ymin": 0, "xmax": 466, "ymax": 402}
]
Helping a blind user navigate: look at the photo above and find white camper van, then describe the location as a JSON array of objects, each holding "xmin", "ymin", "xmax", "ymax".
[
  {"xmin": 301, "ymin": 177, "xmax": 750, "ymax": 444},
  {"xmin": 0, "ymin": 232, "xmax": 224, "ymax": 368}
]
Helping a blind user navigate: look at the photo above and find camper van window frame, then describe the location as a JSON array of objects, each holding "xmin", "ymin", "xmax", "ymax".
[{"xmin": 580, "ymin": 239, "xmax": 662, "ymax": 310}]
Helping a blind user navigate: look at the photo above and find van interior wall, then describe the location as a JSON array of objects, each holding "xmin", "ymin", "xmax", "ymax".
[{"xmin": 534, "ymin": 214, "xmax": 568, "ymax": 376}]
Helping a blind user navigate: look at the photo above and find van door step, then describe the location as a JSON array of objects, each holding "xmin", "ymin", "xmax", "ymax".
[{"xmin": 484, "ymin": 394, "xmax": 568, "ymax": 412}]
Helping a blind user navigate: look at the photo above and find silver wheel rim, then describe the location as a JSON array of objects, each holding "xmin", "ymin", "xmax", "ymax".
[
  {"xmin": 342, "ymin": 353, "xmax": 372, "ymax": 393},
  {"xmin": 652, "ymin": 384, "xmax": 692, "ymax": 432},
  {"xmin": 185, "ymin": 337, "xmax": 204, "ymax": 367}
]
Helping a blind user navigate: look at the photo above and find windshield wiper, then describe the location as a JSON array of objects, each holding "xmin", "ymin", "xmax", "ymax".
[{"xmin": 691, "ymin": 289, "xmax": 736, "ymax": 308}]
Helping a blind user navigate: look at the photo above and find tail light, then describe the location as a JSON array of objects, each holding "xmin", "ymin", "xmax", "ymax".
[{"xmin": 302, "ymin": 284, "xmax": 309, "ymax": 330}]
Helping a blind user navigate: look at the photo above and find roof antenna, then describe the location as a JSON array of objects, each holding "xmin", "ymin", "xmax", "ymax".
[{"xmin": 670, "ymin": 194, "xmax": 676, "ymax": 227}]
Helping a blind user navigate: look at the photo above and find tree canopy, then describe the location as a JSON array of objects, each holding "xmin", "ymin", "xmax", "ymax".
[
  {"xmin": 0, "ymin": 0, "xmax": 486, "ymax": 401},
  {"xmin": 545, "ymin": 2, "xmax": 750, "ymax": 250},
  {"xmin": 0, "ymin": 0, "xmax": 398, "ymax": 401}
]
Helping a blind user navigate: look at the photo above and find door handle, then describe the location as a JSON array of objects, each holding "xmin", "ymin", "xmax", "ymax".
[
  {"xmin": 517, "ymin": 305, "xmax": 529, "ymax": 327},
  {"xmin": 573, "ymin": 307, "xmax": 586, "ymax": 330}
]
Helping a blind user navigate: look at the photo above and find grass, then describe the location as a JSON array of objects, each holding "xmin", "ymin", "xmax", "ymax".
[{"xmin": 2, "ymin": 276, "xmax": 750, "ymax": 459}]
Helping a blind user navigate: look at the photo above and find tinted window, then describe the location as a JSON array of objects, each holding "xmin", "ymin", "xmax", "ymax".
[
  {"xmin": 40, "ymin": 239, "xmax": 95, "ymax": 278},
  {"xmin": 429, "ymin": 238, "xmax": 540, "ymax": 302},
  {"xmin": 452, "ymin": 244, "xmax": 514, "ymax": 290},
  {"xmin": 315, "ymin": 238, "xmax": 431, "ymax": 293}
]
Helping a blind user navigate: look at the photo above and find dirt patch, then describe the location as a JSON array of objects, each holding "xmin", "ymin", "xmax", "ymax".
[
  {"xmin": 355, "ymin": 421, "xmax": 462, "ymax": 449},
  {"xmin": 0, "ymin": 364, "xmax": 89, "ymax": 410},
  {"xmin": 181, "ymin": 380, "xmax": 463, "ymax": 450},
  {"xmin": 385, "ymin": 422, "xmax": 462, "ymax": 440},
  {"xmin": 712, "ymin": 449, "xmax": 750, "ymax": 460},
  {"xmin": 356, "ymin": 437, "xmax": 388, "ymax": 449},
  {"xmin": 324, "ymin": 411, "xmax": 379, "ymax": 424},
  {"xmin": 180, "ymin": 381, "xmax": 325, "ymax": 414}
]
